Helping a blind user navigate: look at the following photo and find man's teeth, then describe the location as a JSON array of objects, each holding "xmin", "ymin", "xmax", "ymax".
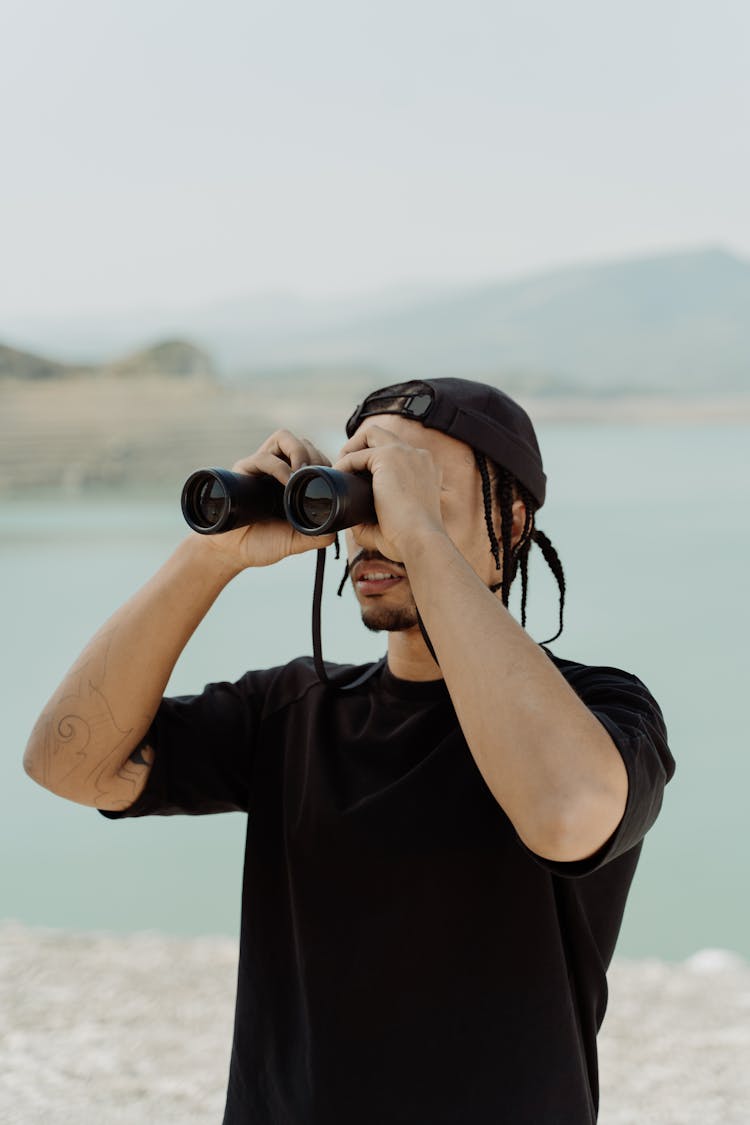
[{"xmin": 361, "ymin": 572, "xmax": 398, "ymax": 580}]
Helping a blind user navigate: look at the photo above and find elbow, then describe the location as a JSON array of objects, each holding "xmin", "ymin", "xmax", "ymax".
[
  {"xmin": 23, "ymin": 748, "xmax": 45, "ymax": 791},
  {"xmin": 527, "ymin": 784, "xmax": 628, "ymax": 864},
  {"xmin": 23, "ymin": 735, "xmax": 50, "ymax": 792},
  {"xmin": 23, "ymin": 716, "xmax": 66, "ymax": 796},
  {"xmin": 23, "ymin": 710, "xmax": 48, "ymax": 786},
  {"xmin": 23, "ymin": 711, "xmax": 72, "ymax": 797},
  {"xmin": 23, "ymin": 742, "xmax": 94, "ymax": 806}
]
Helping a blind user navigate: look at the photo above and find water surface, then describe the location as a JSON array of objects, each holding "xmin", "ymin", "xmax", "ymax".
[{"xmin": 2, "ymin": 423, "xmax": 747, "ymax": 959}]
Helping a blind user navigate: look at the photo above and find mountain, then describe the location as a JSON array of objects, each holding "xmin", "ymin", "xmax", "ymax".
[
  {"xmin": 0, "ymin": 287, "xmax": 456, "ymax": 371},
  {"xmin": 224, "ymin": 247, "xmax": 750, "ymax": 392},
  {"xmin": 3, "ymin": 248, "xmax": 750, "ymax": 392},
  {"xmin": 0, "ymin": 344, "xmax": 69, "ymax": 380},
  {"xmin": 103, "ymin": 340, "xmax": 214, "ymax": 379},
  {"xmin": 0, "ymin": 339, "xmax": 214, "ymax": 381}
]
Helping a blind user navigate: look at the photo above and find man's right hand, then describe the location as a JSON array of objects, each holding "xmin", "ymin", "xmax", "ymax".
[{"xmin": 192, "ymin": 429, "xmax": 337, "ymax": 571}]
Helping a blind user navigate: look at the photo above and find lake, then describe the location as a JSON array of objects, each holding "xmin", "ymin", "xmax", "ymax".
[{"xmin": 2, "ymin": 421, "xmax": 748, "ymax": 960}]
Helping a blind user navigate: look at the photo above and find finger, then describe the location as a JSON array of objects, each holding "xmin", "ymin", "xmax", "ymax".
[
  {"xmin": 233, "ymin": 431, "xmax": 319, "ymax": 482},
  {"xmin": 347, "ymin": 523, "xmax": 402, "ymax": 563},
  {"xmin": 290, "ymin": 528, "xmax": 338, "ymax": 553},
  {"xmin": 264, "ymin": 429, "xmax": 320, "ymax": 471},
  {"xmin": 338, "ymin": 424, "xmax": 400, "ymax": 458},
  {"xmin": 346, "ymin": 522, "xmax": 379, "ymax": 553},
  {"xmin": 247, "ymin": 451, "xmax": 298, "ymax": 485},
  {"xmin": 332, "ymin": 449, "xmax": 374, "ymax": 475},
  {"xmin": 299, "ymin": 437, "xmax": 332, "ymax": 468},
  {"xmin": 231, "ymin": 451, "xmax": 290, "ymax": 485}
]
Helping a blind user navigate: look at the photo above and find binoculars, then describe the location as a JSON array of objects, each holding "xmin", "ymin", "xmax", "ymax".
[{"xmin": 181, "ymin": 466, "xmax": 377, "ymax": 536}]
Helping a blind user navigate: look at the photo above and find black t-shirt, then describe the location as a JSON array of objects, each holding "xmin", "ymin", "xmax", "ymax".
[{"xmin": 101, "ymin": 647, "xmax": 674, "ymax": 1124}]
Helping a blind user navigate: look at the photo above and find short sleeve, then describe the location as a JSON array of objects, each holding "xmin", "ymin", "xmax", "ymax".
[
  {"xmin": 99, "ymin": 665, "xmax": 281, "ymax": 819},
  {"xmin": 520, "ymin": 655, "xmax": 675, "ymax": 878}
]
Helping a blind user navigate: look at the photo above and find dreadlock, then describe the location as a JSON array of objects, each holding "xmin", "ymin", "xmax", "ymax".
[{"xmin": 474, "ymin": 451, "xmax": 566, "ymax": 645}]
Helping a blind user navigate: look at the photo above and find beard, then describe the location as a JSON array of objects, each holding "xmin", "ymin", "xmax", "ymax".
[
  {"xmin": 360, "ymin": 603, "xmax": 420, "ymax": 633},
  {"xmin": 348, "ymin": 547, "xmax": 418, "ymax": 633}
]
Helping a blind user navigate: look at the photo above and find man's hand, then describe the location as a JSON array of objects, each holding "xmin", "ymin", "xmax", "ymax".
[
  {"xmin": 23, "ymin": 428, "xmax": 336, "ymax": 809},
  {"xmin": 195, "ymin": 430, "xmax": 336, "ymax": 570},
  {"xmin": 333, "ymin": 425, "xmax": 445, "ymax": 563}
]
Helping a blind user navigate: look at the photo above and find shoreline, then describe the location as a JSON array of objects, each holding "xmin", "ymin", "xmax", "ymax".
[
  {"xmin": 2, "ymin": 378, "xmax": 749, "ymax": 495},
  {"xmin": 2, "ymin": 375, "xmax": 750, "ymax": 493},
  {"xmin": 2, "ymin": 921, "xmax": 748, "ymax": 1124}
]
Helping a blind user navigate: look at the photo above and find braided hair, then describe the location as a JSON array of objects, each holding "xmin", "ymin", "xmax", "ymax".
[{"xmin": 474, "ymin": 451, "xmax": 566, "ymax": 645}]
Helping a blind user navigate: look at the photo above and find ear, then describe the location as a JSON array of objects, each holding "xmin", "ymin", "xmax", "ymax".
[{"xmin": 510, "ymin": 498, "xmax": 528, "ymax": 552}]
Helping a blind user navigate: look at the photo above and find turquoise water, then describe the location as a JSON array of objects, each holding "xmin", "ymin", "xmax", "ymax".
[{"xmin": 2, "ymin": 423, "xmax": 748, "ymax": 960}]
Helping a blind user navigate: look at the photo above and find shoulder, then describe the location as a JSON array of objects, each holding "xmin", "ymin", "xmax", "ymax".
[
  {"xmin": 541, "ymin": 646, "xmax": 675, "ymax": 782},
  {"xmin": 541, "ymin": 646, "xmax": 658, "ymax": 704}
]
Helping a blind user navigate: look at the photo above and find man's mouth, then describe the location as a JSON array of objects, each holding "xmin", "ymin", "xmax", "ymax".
[{"xmin": 353, "ymin": 562, "xmax": 405, "ymax": 595}]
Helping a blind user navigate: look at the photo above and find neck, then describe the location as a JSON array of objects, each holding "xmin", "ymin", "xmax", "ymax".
[{"xmin": 386, "ymin": 626, "xmax": 443, "ymax": 682}]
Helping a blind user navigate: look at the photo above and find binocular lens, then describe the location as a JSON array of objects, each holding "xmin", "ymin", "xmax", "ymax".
[
  {"xmin": 299, "ymin": 476, "xmax": 335, "ymax": 528},
  {"xmin": 283, "ymin": 466, "xmax": 374, "ymax": 533},
  {"xmin": 182, "ymin": 467, "xmax": 286, "ymax": 534},
  {"xmin": 194, "ymin": 477, "xmax": 228, "ymax": 527}
]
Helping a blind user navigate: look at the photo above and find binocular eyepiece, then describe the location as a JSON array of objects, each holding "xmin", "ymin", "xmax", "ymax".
[{"xmin": 181, "ymin": 466, "xmax": 377, "ymax": 536}]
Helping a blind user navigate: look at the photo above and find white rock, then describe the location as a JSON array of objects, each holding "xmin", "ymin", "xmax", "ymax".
[{"xmin": 684, "ymin": 948, "xmax": 747, "ymax": 974}]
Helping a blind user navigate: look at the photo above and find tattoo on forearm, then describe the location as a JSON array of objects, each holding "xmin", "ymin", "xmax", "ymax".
[{"xmin": 28, "ymin": 627, "xmax": 154, "ymax": 802}]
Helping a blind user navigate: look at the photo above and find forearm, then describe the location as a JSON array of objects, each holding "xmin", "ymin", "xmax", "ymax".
[
  {"xmin": 402, "ymin": 529, "xmax": 628, "ymax": 861},
  {"xmin": 24, "ymin": 535, "xmax": 243, "ymax": 806}
]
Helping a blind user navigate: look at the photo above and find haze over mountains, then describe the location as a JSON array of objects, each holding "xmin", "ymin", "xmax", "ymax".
[
  {"xmin": 3, "ymin": 247, "xmax": 750, "ymax": 393},
  {"xmin": 0, "ymin": 340, "xmax": 213, "ymax": 382}
]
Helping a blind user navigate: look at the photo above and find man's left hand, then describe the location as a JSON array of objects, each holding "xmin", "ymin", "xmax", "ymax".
[{"xmin": 333, "ymin": 425, "xmax": 445, "ymax": 562}]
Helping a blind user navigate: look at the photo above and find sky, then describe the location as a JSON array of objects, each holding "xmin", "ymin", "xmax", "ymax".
[{"xmin": 1, "ymin": 0, "xmax": 749, "ymax": 318}]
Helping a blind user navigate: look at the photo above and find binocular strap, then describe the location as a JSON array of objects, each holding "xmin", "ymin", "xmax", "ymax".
[{"xmin": 312, "ymin": 547, "xmax": 440, "ymax": 690}]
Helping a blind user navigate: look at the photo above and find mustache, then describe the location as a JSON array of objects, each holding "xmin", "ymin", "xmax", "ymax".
[{"xmin": 349, "ymin": 549, "xmax": 406, "ymax": 572}]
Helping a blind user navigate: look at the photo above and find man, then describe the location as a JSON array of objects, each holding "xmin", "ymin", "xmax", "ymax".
[{"xmin": 24, "ymin": 378, "xmax": 674, "ymax": 1124}]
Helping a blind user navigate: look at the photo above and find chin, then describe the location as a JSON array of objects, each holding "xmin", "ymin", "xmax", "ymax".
[{"xmin": 360, "ymin": 606, "xmax": 419, "ymax": 633}]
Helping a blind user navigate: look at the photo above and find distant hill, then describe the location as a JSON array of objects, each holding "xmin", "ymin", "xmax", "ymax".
[
  {"xmin": 0, "ymin": 339, "xmax": 214, "ymax": 381},
  {"xmin": 102, "ymin": 339, "xmax": 214, "ymax": 379},
  {"xmin": 223, "ymin": 247, "xmax": 750, "ymax": 392},
  {"xmin": 4, "ymin": 248, "xmax": 750, "ymax": 391},
  {"xmin": 0, "ymin": 344, "xmax": 69, "ymax": 380}
]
